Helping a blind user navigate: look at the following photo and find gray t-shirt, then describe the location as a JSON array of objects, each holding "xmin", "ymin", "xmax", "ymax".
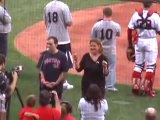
[
  {"xmin": 91, "ymin": 20, "xmax": 121, "ymax": 55},
  {"xmin": 0, "ymin": 6, "xmax": 11, "ymax": 33},
  {"xmin": 44, "ymin": 0, "xmax": 72, "ymax": 45}
]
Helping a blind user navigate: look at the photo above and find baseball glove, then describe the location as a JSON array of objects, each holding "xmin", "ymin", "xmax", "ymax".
[{"xmin": 127, "ymin": 47, "xmax": 135, "ymax": 62}]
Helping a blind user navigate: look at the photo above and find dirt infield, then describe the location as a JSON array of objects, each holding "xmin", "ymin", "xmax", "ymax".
[{"xmin": 15, "ymin": 2, "xmax": 160, "ymax": 88}]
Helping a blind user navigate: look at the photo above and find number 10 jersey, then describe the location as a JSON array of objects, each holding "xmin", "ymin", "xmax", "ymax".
[{"xmin": 91, "ymin": 20, "xmax": 121, "ymax": 55}]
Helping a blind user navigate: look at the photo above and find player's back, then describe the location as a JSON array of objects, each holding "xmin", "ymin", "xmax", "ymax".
[
  {"xmin": 91, "ymin": 20, "xmax": 121, "ymax": 54},
  {"xmin": 128, "ymin": 10, "xmax": 160, "ymax": 39},
  {"xmin": 44, "ymin": 0, "xmax": 72, "ymax": 44}
]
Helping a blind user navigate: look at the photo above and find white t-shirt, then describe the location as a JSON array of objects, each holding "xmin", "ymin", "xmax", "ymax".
[{"xmin": 78, "ymin": 98, "xmax": 108, "ymax": 120}]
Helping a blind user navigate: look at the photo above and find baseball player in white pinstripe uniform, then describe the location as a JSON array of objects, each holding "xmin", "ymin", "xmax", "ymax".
[
  {"xmin": 91, "ymin": 7, "xmax": 121, "ymax": 92},
  {"xmin": 127, "ymin": 0, "xmax": 160, "ymax": 97},
  {"xmin": 44, "ymin": 0, "xmax": 73, "ymax": 90}
]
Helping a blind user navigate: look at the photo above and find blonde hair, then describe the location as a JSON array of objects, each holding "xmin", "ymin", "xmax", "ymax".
[{"xmin": 90, "ymin": 39, "xmax": 103, "ymax": 54}]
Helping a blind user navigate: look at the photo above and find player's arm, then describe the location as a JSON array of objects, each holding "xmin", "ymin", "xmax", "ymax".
[
  {"xmin": 116, "ymin": 24, "xmax": 121, "ymax": 37},
  {"xmin": 63, "ymin": 5, "xmax": 72, "ymax": 27},
  {"xmin": 127, "ymin": 28, "xmax": 134, "ymax": 48},
  {"xmin": 127, "ymin": 12, "xmax": 137, "ymax": 48},
  {"xmin": 66, "ymin": 21, "xmax": 72, "ymax": 27},
  {"xmin": 155, "ymin": 14, "xmax": 160, "ymax": 35},
  {"xmin": 91, "ymin": 23, "xmax": 98, "ymax": 39}
]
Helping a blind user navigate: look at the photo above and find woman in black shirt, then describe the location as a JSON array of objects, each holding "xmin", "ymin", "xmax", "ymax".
[{"xmin": 74, "ymin": 39, "xmax": 108, "ymax": 97}]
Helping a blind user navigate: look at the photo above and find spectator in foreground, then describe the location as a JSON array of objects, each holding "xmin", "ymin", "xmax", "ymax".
[
  {"xmin": 145, "ymin": 107, "xmax": 157, "ymax": 120},
  {"xmin": 61, "ymin": 101, "xmax": 76, "ymax": 120},
  {"xmin": 19, "ymin": 94, "xmax": 38, "ymax": 120},
  {"xmin": 78, "ymin": 84, "xmax": 108, "ymax": 120},
  {"xmin": 74, "ymin": 39, "xmax": 108, "ymax": 97},
  {"xmin": 36, "ymin": 90, "xmax": 61, "ymax": 120}
]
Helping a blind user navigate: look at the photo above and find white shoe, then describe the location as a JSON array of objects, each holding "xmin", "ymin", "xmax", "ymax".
[
  {"xmin": 107, "ymin": 87, "xmax": 118, "ymax": 92},
  {"xmin": 63, "ymin": 81, "xmax": 74, "ymax": 90}
]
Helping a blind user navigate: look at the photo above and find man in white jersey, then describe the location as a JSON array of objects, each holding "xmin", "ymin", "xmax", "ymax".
[
  {"xmin": 127, "ymin": 0, "xmax": 160, "ymax": 97},
  {"xmin": 91, "ymin": 7, "xmax": 121, "ymax": 92},
  {"xmin": 44, "ymin": 0, "xmax": 73, "ymax": 90}
]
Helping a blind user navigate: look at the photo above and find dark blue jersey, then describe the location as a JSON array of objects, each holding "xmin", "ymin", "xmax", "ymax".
[{"xmin": 37, "ymin": 50, "xmax": 69, "ymax": 82}]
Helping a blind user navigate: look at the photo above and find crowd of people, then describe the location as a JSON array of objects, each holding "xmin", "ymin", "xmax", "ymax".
[{"xmin": 0, "ymin": 0, "xmax": 160, "ymax": 119}]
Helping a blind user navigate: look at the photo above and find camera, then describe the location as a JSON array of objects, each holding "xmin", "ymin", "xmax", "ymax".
[{"xmin": 5, "ymin": 65, "xmax": 23, "ymax": 84}]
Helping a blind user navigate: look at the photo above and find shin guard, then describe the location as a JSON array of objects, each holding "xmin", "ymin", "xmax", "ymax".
[{"xmin": 131, "ymin": 71, "xmax": 141, "ymax": 95}]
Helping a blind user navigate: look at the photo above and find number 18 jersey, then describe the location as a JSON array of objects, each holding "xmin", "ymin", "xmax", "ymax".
[
  {"xmin": 91, "ymin": 20, "xmax": 121, "ymax": 55},
  {"xmin": 44, "ymin": 0, "xmax": 72, "ymax": 45}
]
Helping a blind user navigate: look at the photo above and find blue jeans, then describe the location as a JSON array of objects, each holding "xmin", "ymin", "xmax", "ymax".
[{"xmin": 105, "ymin": 54, "xmax": 117, "ymax": 88}]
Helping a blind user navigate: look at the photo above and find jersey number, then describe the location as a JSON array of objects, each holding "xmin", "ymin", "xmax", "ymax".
[
  {"xmin": 48, "ymin": 12, "xmax": 58, "ymax": 23},
  {"xmin": 100, "ymin": 29, "xmax": 113, "ymax": 40},
  {"xmin": 136, "ymin": 19, "xmax": 151, "ymax": 28}
]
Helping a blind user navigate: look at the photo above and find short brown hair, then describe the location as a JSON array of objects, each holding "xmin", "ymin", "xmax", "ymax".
[
  {"xmin": 26, "ymin": 95, "xmax": 36, "ymax": 107},
  {"xmin": 143, "ymin": 0, "xmax": 153, "ymax": 8},
  {"xmin": 103, "ymin": 7, "xmax": 112, "ymax": 17},
  {"xmin": 39, "ymin": 90, "xmax": 51, "ymax": 106},
  {"xmin": 47, "ymin": 36, "xmax": 58, "ymax": 44}
]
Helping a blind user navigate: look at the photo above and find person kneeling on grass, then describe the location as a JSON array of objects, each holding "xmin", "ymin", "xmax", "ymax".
[{"xmin": 19, "ymin": 94, "xmax": 38, "ymax": 120}]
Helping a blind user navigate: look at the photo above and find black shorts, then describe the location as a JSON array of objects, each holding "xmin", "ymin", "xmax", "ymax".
[{"xmin": 57, "ymin": 43, "xmax": 73, "ymax": 68}]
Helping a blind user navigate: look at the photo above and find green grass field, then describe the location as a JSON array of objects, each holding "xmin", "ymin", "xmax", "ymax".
[{"xmin": 5, "ymin": 0, "xmax": 160, "ymax": 119}]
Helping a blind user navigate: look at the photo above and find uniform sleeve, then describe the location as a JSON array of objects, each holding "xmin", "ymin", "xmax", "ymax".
[
  {"xmin": 0, "ymin": 8, "xmax": 11, "ymax": 25},
  {"xmin": 116, "ymin": 24, "xmax": 121, "ymax": 37},
  {"xmin": 91, "ymin": 23, "xmax": 98, "ymax": 39},
  {"xmin": 63, "ymin": 5, "xmax": 72, "ymax": 25},
  {"xmin": 128, "ymin": 12, "xmax": 137, "ymax": 29},
  {"xmin": 61, "ymin": 53, "xmax": 69, "ymax": 72},
  {"xmin": 155, "ymin": 14, "xmax": 160, "ymax": 32}
]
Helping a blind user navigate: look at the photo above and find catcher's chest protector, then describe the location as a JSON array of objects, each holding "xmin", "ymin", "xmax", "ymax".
[{"xmin": 135, "ymin": 8, "xmax": 155, "ymax": 30}]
